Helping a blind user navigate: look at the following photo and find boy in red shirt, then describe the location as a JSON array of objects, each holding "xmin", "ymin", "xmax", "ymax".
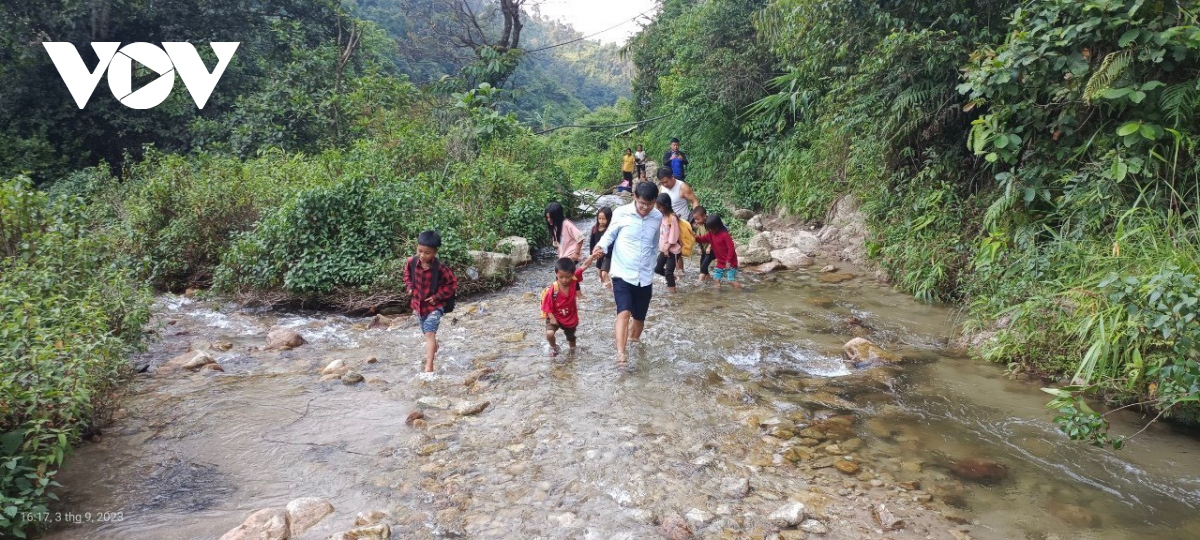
[{"xmin": 541, "ymin": 253, "xmax": 600, "ymax": 357}]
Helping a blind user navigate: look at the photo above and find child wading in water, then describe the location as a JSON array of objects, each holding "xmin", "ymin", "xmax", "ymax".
[
  {"xmin": 545, "ymin": 202, "xmax": 583, "ymax": 262},
  {"xmin": 542, "ymin": 253, "xmax": 601, "ymax": 357},
  {"xmin": 402, "ymin": 230, "xmax": 459, "ymax": 371},
  {"xmin": 653, "ymin": 192, "xmax": 682, "ymax": 293},
  {"xmin": 588, "ymin": 206, "xmax": 614, "ymax": 288},
  {"xmin": 690, "ymin": 206, "xmax": 713, "ymax": 285},
  {"xmin": 694, "ymin": 214, "xmax": 741, "ymax": 289}
]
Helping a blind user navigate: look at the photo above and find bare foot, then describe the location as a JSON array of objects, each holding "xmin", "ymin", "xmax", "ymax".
[
  {"xmin": 732, "ymin": 281, "xmax": 743, "ymax": 289},
  {"xmin": 549, "ymin": 347, "xmax": 559, "ymax": 358},
  {"xmin": 616, "ymin": 352, "xmax": 627, "ymax": 365}
]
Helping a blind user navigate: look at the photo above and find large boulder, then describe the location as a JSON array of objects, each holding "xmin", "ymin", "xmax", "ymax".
[
  {"xmin": 219, "ymin": 507, "xmax": 289, "ymax": 540},
  {"xmin": 158, "ymin": 350, "xmax": 216, "ymax": 374},
  {"xmin": 770, "ymin": 248, "xmax": 813, "ymax": 269},
  {"xmin": 733, "ymin": 209, "xmax": 756, "ymax": 221},
  {"xmin": 843, "ymin": 337, "xmax": 901, "ymax": 367},
  {"xmin": 746, "ymin": 215, "xmax": 765, "ymax": 232},
  {"xmin": 749, "ymin": 231, "xmax": 792, "ymax": 251},
  {"xmin": 789, "ymin": 230, "xmax": 822, "ymax": 254},
  {"xmin": 737, "ymin": 245, "xmax": 772, "ymax": 266},
  {"xmin": 467, "ymin": 251, "xmax": 515, "ymax": 281},
  {"xmin": 286, "ymin": 497, "xmax": 334, "ymax": 536},
  {"xmin": 495, "ymin": 237, "xmax": 531, "ymax": 266},
  {"xmin": 265, "ymin": 328, "xmax": 306, "ymax": 351}
]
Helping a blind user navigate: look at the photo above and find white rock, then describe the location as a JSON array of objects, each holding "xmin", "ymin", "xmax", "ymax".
[
  {"xmin": 747, "ymin": 215, "xmax": 765, "ymax": 231},
  {"xmin": 286, "ymin": 497, "xmax": 334, "ymax": 536},
  {"xmin": 265, "ymin": 328, "xmax": 306, "ymax": 350},
  {"xmin": 417, "ymin": 396, "xmax": 452, "ymax": 409},
  {"xmin": 721, "ymin": 477, "xmax": 750, "ymax": 498},
  {"xmin": 181, "ymin": 351, "xmax": 216, "ymax": 371},
  {"xmin": 496, "ymin": 236, "xmax": 531, "ymax": 266},
  {"xmin": 685, "ymin": 508, "xmax": 715, "ymax": 529},
  {"xmin": 468, "ymin": 250, "xmax": 515, "ymax": 281},
  {"xmin": 801, "ymin": 519, "xmax": 829, "ymax": 534},
  {"xmin": 219, "ymin": 507, "xmax": 289, "ymax": 540},
  {"xmin": 321, "ymin": 359, "xmax": 346, "ymax": 375},
  {"xmin": 770, "ymin": 247, "xmax": 813, "ymax": 269},
  {"xmin": 737, "ymin": 245, "xmax": 772, "ymax": 266},
  {"xmin": 768, "ymin": 502, "xmax": 806, "ymax": 528}
]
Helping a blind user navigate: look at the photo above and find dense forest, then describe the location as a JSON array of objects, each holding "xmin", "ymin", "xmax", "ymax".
[{"xmin": 3, "ymin": 0, "xmax": 1200, "ymax": 536}]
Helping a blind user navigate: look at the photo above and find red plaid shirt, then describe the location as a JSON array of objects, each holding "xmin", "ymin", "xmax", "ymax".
[{"xmin": 403, "ymin": 257, "xmax": 458, "ymax": 317}]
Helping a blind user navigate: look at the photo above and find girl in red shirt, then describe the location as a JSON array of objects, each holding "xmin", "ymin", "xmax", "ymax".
[{"xmin": 694, "ymin": 214, "xmax": 742, "ymax": 289}]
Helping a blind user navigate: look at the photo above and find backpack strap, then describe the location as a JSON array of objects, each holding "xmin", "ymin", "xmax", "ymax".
[{"xmin": 409, "ymin": 256, "xmax": 440, "ymax": 302}]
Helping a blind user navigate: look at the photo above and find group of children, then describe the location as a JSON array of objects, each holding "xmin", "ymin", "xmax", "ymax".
[{"xmin": 401, "ymin": 197, "xmax": 741, "ymax": 371}]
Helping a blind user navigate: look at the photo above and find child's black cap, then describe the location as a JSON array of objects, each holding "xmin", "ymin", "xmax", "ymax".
[{"xmin": 417, "ymin": 230, "xmax": 442, "ymax": 248}]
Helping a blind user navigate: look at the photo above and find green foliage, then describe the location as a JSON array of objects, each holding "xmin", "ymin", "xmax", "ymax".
[{"xmin": 0, "ymin": 177, "xmax": 151, "ymax": 538}]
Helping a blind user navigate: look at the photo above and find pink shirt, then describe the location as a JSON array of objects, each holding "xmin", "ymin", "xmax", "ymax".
[
  {"xmin": 557, "ymin": 219, "xmax": 583, "ymax": 260},
  {"xmin": 659, "ymin": 214, "xmax": 681, "ymax": 254}
]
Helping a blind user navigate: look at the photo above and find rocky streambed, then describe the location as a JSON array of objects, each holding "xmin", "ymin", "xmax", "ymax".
[{"xmin": 41, "ymin": 235, "xmax": 1200, "ymax": 540}]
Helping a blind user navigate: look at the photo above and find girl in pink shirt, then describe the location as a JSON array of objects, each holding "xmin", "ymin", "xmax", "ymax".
[
  {"xmin": 653, "ymin": 192, "xmax": 682, "ymax": 292},
  {"xmin": 545, "ymin": 202, "xmax": 582, "ymax": 262}
]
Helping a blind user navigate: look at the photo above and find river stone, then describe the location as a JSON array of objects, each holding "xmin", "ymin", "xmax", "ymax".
[
  {"xmin": 684, "ymin": 508, "xmax": 715, "ymax": 529},
  {"xmin": 820, "ymin": 265, "xmax": 837, "ymax": 273},
  {"xmin": 417, "ymin": 442, "xmax": 448, "ymax": 456},
  {"xmin": 321, "ymin": 359, "xmax": 346, "ymax": 375},
  {"xmin": 265, "ymin": 328, "xmax": 306, "ymax": 350},
  {"xmin": 331, "ymin": 523, "xmax": 390, "ymax": 540},
  {"xmin": 771, "ymin": 247, "xmax": 813, "ymax": 269},
  {"xmin": 948, "ymin": 457, "xmax": 1009, "ymax": 484},
  {"xmin": 749, "ymin": 231, "xmax": 792, "ymax": 251},
  {"xmin": 720, "ymin": 477, "xmax": 750, "ymax": 499},
  {"xmin": 463, "ymin": 367, "xmax": 495, "ymax": 386},
  {"xmin": 212, "ymin": 340, "xmax": 234, "ymax": 351},
  {"xmin": 405, "ymin": 411, "xmax": 424, "ymax": 426},
  {"xmin": 417, "ymin": 396, "xmax": 452, "ymax": 409},
  {"xmin": 734, "ymin": 209, "xmax": 756, "ymax": 220},
  {"xmin": 468, "ymin": 250, "xmax": 515, "ymax": 281},
  {"xmin": 768, "ymin": 502, "xmax": 806, "ymax": 528},
  {"xmin": 738, "ymin": 245, "xmax": 772, "ymax": 266},
  {"xmin": 500, "ymin": 331, "xmax": 525, "ymax": 343},
  {"xmin": 800, "ymin": 519, "xmax": 829, "ymax": 534},
  {"xmin": 454, "ymin": 400, "xmax": 490, "ymax": 416},
  {"xmin": 871, "ymin": 504, "xmax": 904, "ymax": 531},
  {"xmin": 286, "ymin": 497, "xmax": 334, "ymax": 536},
  {"xmin": 496, "ymin": 236, "xmax": 531, "ymax": 266},
  {"xmin": 783, "ymin": 446, "xmax": 814, "ymax": 462},
  {"xmin": 842, "ymin": 337, "xmax": 901, "ymax": 366},
  {"xmin": 754, "ymin": 260, "xmax": 785, "ymax": 274},
  {"xmin": 219, "ymin": 507, "xmax": 289, "ymax": 540},
  {"xmin": 627, "ymin": 508, "xmax": 656, "ymax": 525},
  {"xmin": 341, "ymin": 371, "xmax": 364, "ymax": 385},
  {"xmin": 747, "ymin": 215, "xmax": 765, "ymax": 231},
  {"xmin": 658, "ymin": 513, "xmax": 694, "ymax": 540},
  {"xmin": 182, "ymin": 351, "xmax": 217, "ymax": 371},
  {"xmin": 834, "ymin": 459, "xmax": 860, "ymax": 475}
]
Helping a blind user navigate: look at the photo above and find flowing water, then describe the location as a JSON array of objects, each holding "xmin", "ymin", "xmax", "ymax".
[{"xmin": 42, "ymin": 248, "xmax": 1200, "ymax": 540}]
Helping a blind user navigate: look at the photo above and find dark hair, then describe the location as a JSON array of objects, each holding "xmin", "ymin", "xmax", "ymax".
[
  {"xmin": 545, "ymin": 202, "xmax": 566, "ymax": 243},
  {"xmin": 692, "ymin": 205, "xmax": 707, "ymax": 216},
  {"xmin": 705, "ymin": 214, "xmax": 727, "ymax": 234},
  {"xmin": 637, "ymin": 144, "xmax": 643, "ymax": 150},
  {"xmin": 634, "ymin": 181, "xmax": 658, "ymax": 202},
  {"xmin": 592, "ymin": 206, "xmax": 613, "ymax": 234},
  {"xmin": 625, "ymin": 147, "xmax": 632, "ymax": 153},
  {"xmin": 657, "ymin": 167, "xmax": 672, "ymax": 180},
  {"xmin": 417, "ymin": 230, "xmax": 442, "ymax": 248},
  {"xmin": 555, "ymin": 257, "xmax": 577, "ymax": 274},
  {"xmin": 656, "ymin": 192, "xmax": 674, "ymax": 215},
  {"xmin": 669, "ymin": 137, "xmax": 680, "ymax": 144}
]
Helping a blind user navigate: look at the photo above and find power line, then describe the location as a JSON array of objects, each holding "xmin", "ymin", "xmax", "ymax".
[
  {"xmin": 524, "ymin": 7, "xmax": 655, "ymax": 53},
  {"xmin": 534, "ymin": 113, "xmax": 670, "ymax": 135}
]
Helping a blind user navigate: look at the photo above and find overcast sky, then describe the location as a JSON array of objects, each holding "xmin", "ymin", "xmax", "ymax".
[{"xmin": 533, "ymin": 0, "xmax": 659, "ymax": 44}]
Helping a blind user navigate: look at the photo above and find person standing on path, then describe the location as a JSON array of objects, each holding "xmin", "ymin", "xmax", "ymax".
[
  {"xmin": 662, "ymin": 137, "xmax": 689, "ymax": 184},
  {"xmin": 620, "ymin": 148, "xmax": 636, "ymax": 192},
  {"xmin": 592, "ymin": 182, "xmax": 663, "ymax": 365},
  {"xmin": 634, "ymin": 144, "xmax": 647, "ymax": 182}
]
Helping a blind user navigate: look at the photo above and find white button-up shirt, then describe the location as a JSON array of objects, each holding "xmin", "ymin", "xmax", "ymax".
[{"xmin": 596, "ymin": 203, "xmax": 662, "ymax": 287}]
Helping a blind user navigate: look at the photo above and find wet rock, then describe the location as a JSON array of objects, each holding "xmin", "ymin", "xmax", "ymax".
[
  {"xmin": 684, "ymin": 508, "xmax": 715, "ymax": 529},
  {"xmin": 1047, "ymin": 500, "xmax": 1098, "ymax": 527},
  {"xmin": 734, "ymin": 209, "xmax": 756, "ymax": 221},
  {"xmin": 628, "ymin": 508, "xmax": 656, "ymax": 525},
  {"xmin": 816, "ymin": 272, "xmax": 855, "ymax": 284},
  {"xmin": 500, "ymin": 332, "xmax": 525, "ymax": 343},
  {"xmin": 800, "ymin": 519, "xmax": 828, "ymax": 534},
  {"xmin": 738, "ymin": 245, "xmax": 772, "ymax": 266},
  {"xmin": 265, "ymin": 328, "xmax": 306, "ymax": 350},
  {"xmin": 549, "ymin": 512, "xmax": 578, "ymax": 528},
  {"xmin": 366, "ymin": 356, "xmax": 378, "ymax": 364},
  {"xmin": 219, "ymin": 507, "xmax": 289, "ymax": 540},
  {"xmin": 771, "ymin": 427, "xmax": 795, "ymax": 440},
  {"xmin": 948, "ymin": 457, "xmax": 1009, "ymax": 484},
  {"xmin": 159, "ymin": 350, "xmax": 215, "ymax": 374},
  {"xmin": 328, "ymin": 523, "xmax": 390, "ymax": 540},
  {"xmin": 768, "ymin": 502, "xmax": 806, "ymax": 528},
  {"xmin": 341, "ymin": 371, "xmax": 364, "ymax": 385},
  {"xmin": 871, "ymin": 504, "xmax": 904, "ymax": 531},
  {"xmin": 747, "ymin": 215, "xmax": 765, "ymax": 231},
  {"xmin": 898, "ymin": 480, "xmax": 920, "ymax": 491},
  {"xmin": 820, "ymin": 265, "xmax": 837, "ymax": 273},
  {"xmin": 454, "ymin": 400, "xmax": 490, "ymax": 416},
  {"xmin": 321, "ymin": 359, "xmax": 347, "ymax": 375},
  {"xmin": 411, "ymin": 419, "xmax": 427, "ymax": 429},
  {"xmin": 405, "ymin": 411, "xmax": 424, "ymax": 426},
  {"xmin": 417, "ymin": 442, "xmax": 448, "ymax": 456},
  {"xmin": 833, "ymin": 459, "xmax": 860, "ymax": 475},
  {"xmin": 823, "ymin": 444, "xmax": 842, "ymax": 455},
  {"xmin": 720, "ymin": 477, "xmax": 750, "ymax": 499},
  {"xmin": 463, "ymin": 367, "xmax": 495, "ymax": 386},
  {"xmin": 198, "ymin": 361, "xmax": 224, "ymax": 373},
  {"xmin": 212, "ymin": 341, "xmax": 234, "ymax": 351},
  {"xmin": 783, "ymin": 446, "xmax": 815, "ymax": 463},
  {"xmin": 750, "ymin": 231, "xmax": 794, "ymax": 252},
  {"xmin": 841, "ymin": 438, "xmax": 864, "ymax": 452},
  {"xmin": 778, "ymin": 531, "xmax": 806, "ymax": 540},
  {"xmin": 771, "ymin": 248, "xmax": 813, "ymax": 269},
  {"xmin": 286, "ymin": 497, "xmax": 334, "ymax": 536},
  {"xmin": 468, "ymin": 250, "xmax": 515, "ymax": 280},
  {"xmin": 797, "ymin": 428, "xmax": 826, "ymax": 441},
  {"xmin": 496, "ymin": 236, "xmax": 531, "ymax": 266},
  {"xmin": 417, "ymin": 396, "xmax": 452, "ymax": 409},
  {"xmin": 754, "ymin": 260, "xmax": 785, "ymax": 274},
  {"xmin": 842, "ymin": 337, "xmax": 901, "ymax": 366},
  {"xmin": 658, "ymin": 513, "xmax": 694, "ymax": 540}
]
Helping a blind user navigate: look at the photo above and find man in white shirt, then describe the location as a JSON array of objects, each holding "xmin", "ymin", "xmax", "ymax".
[{"xmin": 593, "ymin": 182, "xmax": 663, "ymax": 364}]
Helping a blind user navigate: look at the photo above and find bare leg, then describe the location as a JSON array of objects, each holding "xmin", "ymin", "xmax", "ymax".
[
  {"xmin": 423, "ymin": 332, "xmax": 438, "ymax": 372},
  {"xmin": 629, "ymin": 318, "xmax": 646, "ymax": 342},
  {"xmin": 546, "ymin": 328, "xmax": 559, "ymax": 356},
  {"xmin": 615, "ymin": 310, "xmax": 631, "ymax": 362}
]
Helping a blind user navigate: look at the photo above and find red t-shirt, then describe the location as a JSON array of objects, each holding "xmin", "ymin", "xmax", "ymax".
[{"xmin": 540, "ymin": 268, "xmax": 585, "ymax": 328}]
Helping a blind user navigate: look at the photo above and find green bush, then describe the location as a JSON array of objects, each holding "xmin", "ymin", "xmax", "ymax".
[{"xmin": 1, "ymin": 177, "xmax": 151, "ymax": 538}]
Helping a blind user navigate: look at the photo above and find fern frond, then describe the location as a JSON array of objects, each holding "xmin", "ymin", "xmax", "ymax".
[
  {"xmin": 1159, "ymin": 82, "xmax": 1198, "ymax": 127},
  {"xmin": 1083, "ymin": 50, "xmax": 1132, "ymax": 105}
]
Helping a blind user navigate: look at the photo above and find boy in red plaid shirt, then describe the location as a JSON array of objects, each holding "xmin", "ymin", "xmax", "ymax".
[{"xmin": 403, "ymin": 230, "xmax": 458, "ymax": 372}]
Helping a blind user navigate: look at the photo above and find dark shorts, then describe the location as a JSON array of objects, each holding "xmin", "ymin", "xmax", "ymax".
[
  {"xmin": 611, "ymin": 277, "xmax": 652, "ymax": 321},
  {"xmin": 545, "ymin": 318, "xmax": 577, "ymax": 341},
  {"xmin": 623, "ymin": 171, "xmax": 633, "ymax": 181}
]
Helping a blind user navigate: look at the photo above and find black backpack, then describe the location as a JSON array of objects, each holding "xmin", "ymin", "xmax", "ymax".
[{"xmin": 409, "ymin": 257, "xmax": 456, "ymax": 313}]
